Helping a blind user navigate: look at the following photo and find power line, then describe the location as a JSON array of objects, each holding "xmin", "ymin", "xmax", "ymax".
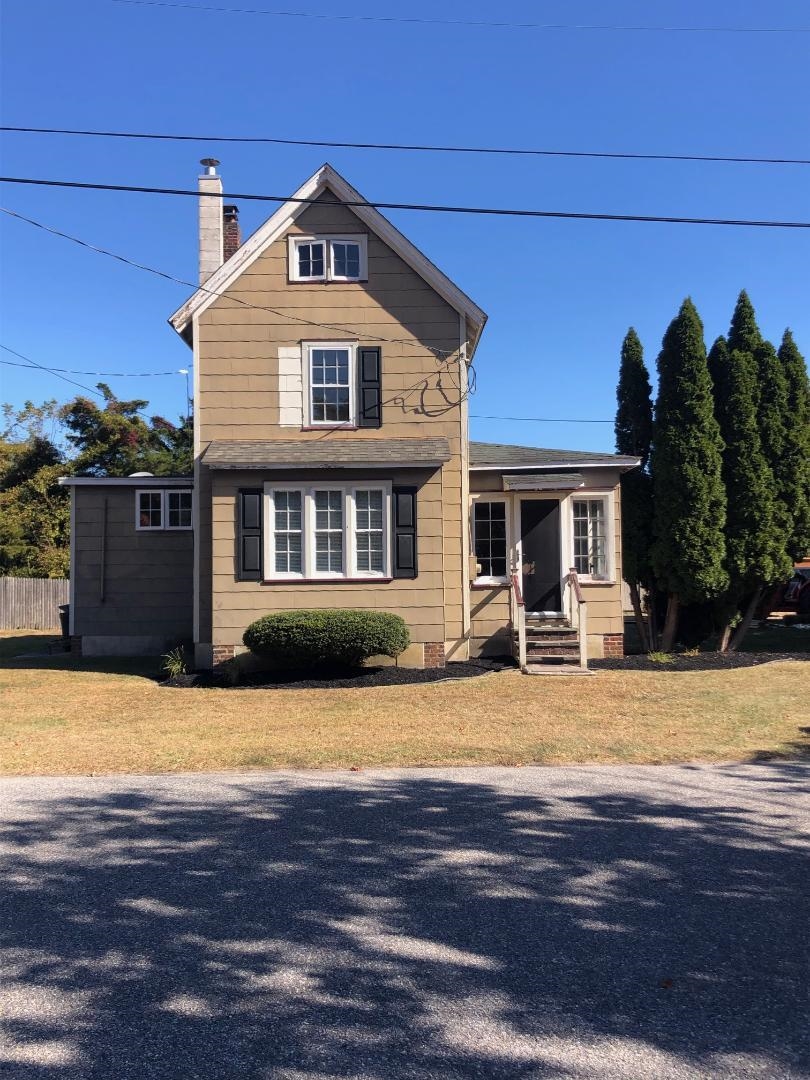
[
  {"xmin": 3, "ymin": 126, "xmax": 806, "ymax": 167},
  {"xmin": 109, "ymin": 0, "xmax": 810, "ymax": 34},
  {"xmin": 0, "ymin": 345, "xmax": 104, "ymax": 398},
  {"xmin": 0, "ymin": 353, "xmax": 184, "ymax": 377},
  {"xmin": 471, "ymin": 414, "xmax": 612, "ymax": 424},
  {"xmin": 0, "ymin": 206, "xmax": 457, "ymax": 358},
  {"xmin": 2, "ymin": 175, "xmax": 808, "ymax": 229}
]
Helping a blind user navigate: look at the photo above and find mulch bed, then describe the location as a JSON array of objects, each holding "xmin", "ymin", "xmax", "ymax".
[
  {"xmin": 592, "ymin": 651, "xmax": 808, "ymax": 672},
  {"xmin": 163, "ymin": 658, "xmax": 508, "ymax": 690}
]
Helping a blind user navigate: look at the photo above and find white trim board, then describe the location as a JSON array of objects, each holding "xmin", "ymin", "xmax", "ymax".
[
  {"xmin": 168, "ymin": 164, "xmax": 487, "ymax": 353},
  {"xmin": 58, "ymin": 476, "xmax": 192, "ymax": 487}
]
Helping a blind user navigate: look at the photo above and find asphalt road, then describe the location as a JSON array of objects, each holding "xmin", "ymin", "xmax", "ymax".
[{"xmin": 0, "ymin": 764, "xmax": 808, "ymax": 1079}]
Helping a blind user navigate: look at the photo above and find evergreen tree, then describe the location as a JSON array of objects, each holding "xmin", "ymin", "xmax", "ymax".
[
  {"xmin": 711, "ymin": 346, "xmax": 790, "ymax": 649},
  {"xmin": 727, "ymin": 289, "xmax": 762, "ymax": 356},
  {"xmin": 615, "ymin": 328, "xmax": 654, "ymax": 648},
  {"xmin": 651, "ymin": 299, "xmax": 728, "ymax": 650},
  {"xmin": 778, "ymin": 330, "xmax": 810, "ymax": 559}
]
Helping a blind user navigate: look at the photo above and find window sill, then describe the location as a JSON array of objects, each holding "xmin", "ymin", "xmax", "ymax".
[
  {"xmin": 471, "ymin": 580, "xmax": 510, "ymax": 589},
  {"xmin": 577, "ymin": 578, "xmax": 616, "ymax": 587},
  {"xmin": 261, "ymin": 577, "xmax": 393, "ymax": 586},
  {"xmin": 300, "ymin": 425, "xmax": 358, "ymax": 432}
]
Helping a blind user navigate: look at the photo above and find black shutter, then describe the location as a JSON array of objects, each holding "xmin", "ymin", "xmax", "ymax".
[
  {"xmin": 357, "ymin": 346, "xmax": 382, "ymax": 428},
  {"xmin": 238, "ymin": 489, "xmax": 263, "ymax": 581},
  {"xmin": 392, "ymin": 486, "xmax": 417, "ymax": 578}
]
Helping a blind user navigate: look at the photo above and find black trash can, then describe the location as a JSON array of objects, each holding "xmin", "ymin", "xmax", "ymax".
[{"xmin": 58, "ymin": 604, "xmax": 70, "ymax": 650}]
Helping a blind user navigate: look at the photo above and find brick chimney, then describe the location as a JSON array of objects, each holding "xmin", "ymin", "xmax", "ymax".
[
  {"xmin": 223, "ymin": 204, "xmax": 241, "ymax": 261},
  {"xmin": 198, "ymin": 158, "xmax": 223, "ymax": 283}
]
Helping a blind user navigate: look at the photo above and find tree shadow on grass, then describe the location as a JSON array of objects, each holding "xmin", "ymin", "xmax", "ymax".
[{"xmin": 0, "ymin": 765, "xmax": 807, "ymax": 1079}]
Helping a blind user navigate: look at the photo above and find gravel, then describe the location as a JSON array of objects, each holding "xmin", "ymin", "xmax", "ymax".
[{"xmin": 1, "ymin": 763, "xmax": 807, "ymax": 1079}]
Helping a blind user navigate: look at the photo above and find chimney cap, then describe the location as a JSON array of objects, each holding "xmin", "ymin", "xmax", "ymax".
[{"xmin": 200, "ymin": 157, "xmax": 220, "ymax": 175}]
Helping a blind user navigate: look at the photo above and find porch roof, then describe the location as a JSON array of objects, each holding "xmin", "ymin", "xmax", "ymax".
[
  {"xmin": 202, "ymin": 437, "xmax": 451, "ymax": 470},
  {"xmin": 470, "ymin": 441, "xmax": 639, "ymax": 470}
]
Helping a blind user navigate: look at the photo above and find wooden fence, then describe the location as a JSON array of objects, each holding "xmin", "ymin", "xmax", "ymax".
[{"xmin": 0, "ymin": 577, "xmax": 70, "ymax": 630}]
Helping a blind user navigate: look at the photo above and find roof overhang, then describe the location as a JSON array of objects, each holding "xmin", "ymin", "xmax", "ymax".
[
  {"xmin": 169, "ymin": 164, "xmax": 487, "ymax": 357},
  {"xmin": 201, "ymin": 437, "xmax": 451, "ymax": 471},
  {"xmin": 471, "ymin": 459, "xmax": 640, "ymax": 472},
  {"xmin": 58, "ymin": 476, "xmax": 192, "ymax": 486},
  {"xmin": 502, "ymin": 472, "xmax": 585, "ymax": 491}
]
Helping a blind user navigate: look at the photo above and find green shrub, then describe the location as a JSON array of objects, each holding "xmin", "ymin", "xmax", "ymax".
[{"xmin": 243, "ymin": 609, "xmax": 410, "ymax": 668}]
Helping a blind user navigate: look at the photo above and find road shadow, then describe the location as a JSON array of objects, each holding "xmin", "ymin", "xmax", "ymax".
[{"xmin": 0, "ymin": 766, "xmax": 807, "ymax": 1078}]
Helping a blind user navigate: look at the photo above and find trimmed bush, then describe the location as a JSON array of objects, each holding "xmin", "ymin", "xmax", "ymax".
[{"xmin": 243, "ymin": 609, "xmax": 410, "ymax": 668}]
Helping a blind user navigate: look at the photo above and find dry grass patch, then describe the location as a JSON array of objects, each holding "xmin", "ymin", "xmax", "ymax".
[{"xmin": 0, "ymin": 632, "xmax": 807, "ymax": 774}]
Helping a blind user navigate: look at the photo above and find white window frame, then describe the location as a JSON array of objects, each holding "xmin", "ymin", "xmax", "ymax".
[
  {"xmin": 165, "ymin": 489, "xmax": 194, "ymax": 531},
  {"xmin": 135, "ymin": 488, "xmax": 194, "ymax": 532},
  {"xmin": 136, "ymin": 489, "xmax": 164, "ymax": 531},
  {"xmin": 288, "ymin": 234, "xmax": 368, "ymax": 283},
  {"xmin": 267, "ymin": 488, "xmax": 305, "ymax": 579},
  {"xmin": 263, "ymin": 482, "xmax": 391, "ymax": 581},
  {"xmin": 569, "ymin": 493, "xmax": 614, "ymax": 583},
  {"xmin": 471, "ymin": 494, "xmax": 511, "ymax": 585},
  {"xmin": 351, "ymin": 485, "xmax": 391, "ymax": 578},
  {"xmin": 303, "ymin": 341, "xmax": 357, "ymax": 428}
]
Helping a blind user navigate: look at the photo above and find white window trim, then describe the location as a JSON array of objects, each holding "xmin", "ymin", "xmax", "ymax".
[
  {"xmin": 351, "ymin": 485, "xmax": 391, "ymax": 579},
  {"xmin": 263, "ymin": 482, "xmax": 391, "ymax": 581},
  {"xmin": 136, "ymin": 488, "xmax": 193, "ymax": 531},
  {"xmin": 568, "ymin": 492, "xmax": 615, "ymax": 584},
  {"xmin": 266, "ymin": 488, "xmax": 305, "ymax": 579},
  {"xmin": 288, "ymin": 234, "xmax": 368, "ymax": 283},
  {"xmin": 136, "ymin": 488, "xmax": 164, "ymax": 531},
  {"xmin": 165, "ymin": 489, "xmax": 194, "ymax": 531},
  {"xmin": 471, "ymin": 493, "xmax": 511, "ymax": 585},
  {"xmin": 303, "ymin": 341, "xmax": 357, "ymax": 428}
]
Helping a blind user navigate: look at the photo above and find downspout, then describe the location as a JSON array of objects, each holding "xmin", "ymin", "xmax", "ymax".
[{"xmin": 99, "ymin": 496, "xmax": 108, "ymax": 602}]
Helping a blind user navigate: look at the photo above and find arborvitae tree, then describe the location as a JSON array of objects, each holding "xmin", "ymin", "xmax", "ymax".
[
  {"xmin": 651, "ymin": 299, "xmax": 728, "ymax": 650},
  {"xmin": 778, "ymin": 330, "xmax": 810, "ymax": 560},
  {"xmin": 711, "ymin": 346, "xmax": 790, "ymax": 649},
  {"xmin": 615, "ymin": 328, "xmax": 654, "ymax": 648},
  {"xmin": 727, "ymin": 289, "xmax": 762, "ymax": 356}
]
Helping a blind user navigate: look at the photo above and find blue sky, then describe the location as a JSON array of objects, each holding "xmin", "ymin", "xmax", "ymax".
[{"xmin": 1, "ymin": 0, "xmax": 808, "ymax": 452}]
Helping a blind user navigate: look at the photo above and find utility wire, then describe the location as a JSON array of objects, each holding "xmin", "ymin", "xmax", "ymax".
[
  {"xmin": 2, "ymin": 176, "xmax": 808, "ymax": 229},
  {"xmin": 0, "ymin": 345, "xmax": 104, "ymax": 398},
  {"xmin": 3, "ymin": 126, "xmax": 806, "ymax": 167},
  {"xmin": 109, "ymin": 1, "xmax": 810, "ymax": 34},
  {"xmin": 0, "ymin": 206, "xmax": 457, "ymax": 358},
  {"xmin": 471, "ymin": 413, "xmax": 612, "ymax": 424},
  {"xmin": 0, "ymin": 353, "xmax": 184, "ymax": 377}
]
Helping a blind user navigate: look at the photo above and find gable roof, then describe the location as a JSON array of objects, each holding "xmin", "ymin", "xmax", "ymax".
[
  {"xmin": 169, "ymin": 164, "xmax": 487, "ymax": 354},
  {"xmin": 470, "ymin": 441, "xmax": 640, "ymax": 470}
]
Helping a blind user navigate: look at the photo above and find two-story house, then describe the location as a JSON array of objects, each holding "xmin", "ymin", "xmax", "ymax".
[{"xmin": 60, "ymin": 162, "xmax": 638, "ymax": 672}]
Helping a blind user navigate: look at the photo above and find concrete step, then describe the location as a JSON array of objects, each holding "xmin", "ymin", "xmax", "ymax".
[{"xmin": 524, "ymin": 663, "xmax": 593, "ymax": 676}]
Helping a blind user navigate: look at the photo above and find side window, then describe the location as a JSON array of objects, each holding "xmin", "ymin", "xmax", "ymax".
[
  {"xmin": 295, "ymin": 240, "xmax": 325, "ymax": 281},
  {"xmin": 136, "ymin": 489, "xmax": 193, "ymax": 531},
  {"xmin": 307, "ymin": 344, "xmax": 354, "ymax": 426},
  {"xmin": 166, "ymin": 490, "xmax": 193, "ymax": 529},
  {"xmin": 137, "ymin": 490, "xmax": 163, "ymax": 530},
  {"xmin": 572, "ymin": 498, "xmax": 609, "ymax": 579},
  {"xmin": 473, "ymin": 500, "xmax": 508, "ymax": 581}
]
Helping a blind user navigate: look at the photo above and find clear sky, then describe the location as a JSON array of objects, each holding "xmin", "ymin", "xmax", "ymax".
[{"xmin": 1, "ymin": 0, "xmax": 808, "ymax": 453}]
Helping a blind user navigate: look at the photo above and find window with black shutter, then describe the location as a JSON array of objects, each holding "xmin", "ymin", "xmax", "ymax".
[
  {"xmin": 357, "ymin": 346, "xmax": 382, "ymax": 429},
  {"xmin": 392, "ymin": 486, "xmax": 417, "ymax": 578},
  {"xmin": 238, "ymin": 489, "xmax": 263, "ymax": 581}
]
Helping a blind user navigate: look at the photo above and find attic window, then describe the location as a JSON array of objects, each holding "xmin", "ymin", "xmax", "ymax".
[{"xmin": 289, "ymin": 235, "xmax": 367, "ymax": 282}]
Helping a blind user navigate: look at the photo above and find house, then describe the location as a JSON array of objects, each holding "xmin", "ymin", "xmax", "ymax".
[{"xmin": 59, "ymin": 162, "xmax": 639, "ymax": 671}]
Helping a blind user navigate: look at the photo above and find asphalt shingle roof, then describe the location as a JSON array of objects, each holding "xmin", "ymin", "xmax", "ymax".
[
  {"xmin": 203, "ymin": 438, "xmax": 451, "ymax": 470},
  {"xmin": 470, "ymin": 441, "xmax": 639, "ymax": 469}
]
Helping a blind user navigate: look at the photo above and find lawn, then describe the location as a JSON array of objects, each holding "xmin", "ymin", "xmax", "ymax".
[{"xmin": 0, "ymin": 631, "xmax": 807, "ymax": 775}]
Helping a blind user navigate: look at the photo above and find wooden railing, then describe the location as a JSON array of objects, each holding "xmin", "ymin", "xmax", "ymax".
[
  {"xmin": 509, "ymin": 571, "xmax": 527, "ymax": 670},
  {"xmin": 566, "ymin": 567, "xmax": 589, "ymax": 670}
]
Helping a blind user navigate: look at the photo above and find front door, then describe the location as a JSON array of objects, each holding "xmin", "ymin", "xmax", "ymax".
[{"xmin": 520, "ymin": 499, "xmax": 562, "ymax": 612}]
